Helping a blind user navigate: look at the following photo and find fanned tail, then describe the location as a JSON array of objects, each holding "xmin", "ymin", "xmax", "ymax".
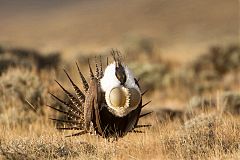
[{"xmin": 48, "ymin": 54, "xmax": 153, "ymax": 138}]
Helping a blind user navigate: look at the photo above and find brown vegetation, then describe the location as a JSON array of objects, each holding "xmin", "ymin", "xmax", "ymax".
[{"xmin": 0, "ymin": 44, "xmax": 239, "ymax": 159}]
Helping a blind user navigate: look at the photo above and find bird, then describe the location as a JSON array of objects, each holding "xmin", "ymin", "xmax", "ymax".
[{"xmin": 48, "ymin": 50, "xmax": 152, "ymax": 139}]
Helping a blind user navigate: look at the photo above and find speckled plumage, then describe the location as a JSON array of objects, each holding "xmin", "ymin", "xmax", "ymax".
[{"xmin": 49, "ymin": 50, "xmax": 152, "ymax": 138}]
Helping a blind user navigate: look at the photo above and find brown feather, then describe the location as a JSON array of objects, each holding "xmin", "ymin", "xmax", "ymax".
[
  {"xmin": 76, "ymin": 62, "xmax": 89, "ymax": 92},
  {"xmin": 49, "ymin": 92, "xmax": 79, "ymax": 115},
  {"xmin": 83, "ymin": 86, "xmax": 94, "ymax": 131},
  {"xmin": 92, "ymin": 79, "xmax": 103, "ymax": 135},
  {"xmin": 55, "ymin": 80, "xmax": 82, "ymax": 113},
  {"xmin": 65, "ymin": 130, "xmax": 87, "ymax": 137},
  {"xmin": 94, "ymin": 57, "xmax": 99, "ymax": 79},
  {"xmin": 88, "ymin": 59, "xmax": 94, "ymax": 80},
  {"xmin": 46, "ymin": 104, "xmax": 81, "ymax": 119},
  {"xmin": 64, "ymin": 69, "xmax": 85, "ymax": 104},
  {"xmin": 49, "ymin": 92, "xmax": 71, "ymax": 106},
  {"xmin": 99, "ymin": 56, "xmax": 103, "ymax": 78},
  {"xmin": 83, "ymin": 78, "xmax": 103, "ymax": 135},
  {"xmin": 57, "ymin": 127, "xmax": 82, "ymax": 130}
]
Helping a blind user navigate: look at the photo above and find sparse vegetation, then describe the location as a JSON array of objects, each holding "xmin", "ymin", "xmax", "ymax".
[
  {"xmin": 0, "ymin": 47, "xmax": 61, "ymax": 74},
  {"xmin": 0, "ymin": 43, "xmax": 239, "ymax": 159},
  {"xmin": 130, "ymin": 45, "xmax": 240, "ymax": 99},
  {"xmin": 0, "ymin": 0, "xmax": 238, "ymax": 158},
  {"xmin": 164, "ymin": 114, "xmax": 240, "ymax": 159},
  {"xmin": 0, "ymin": 67, "xmax": 52, "ymax": 127}
]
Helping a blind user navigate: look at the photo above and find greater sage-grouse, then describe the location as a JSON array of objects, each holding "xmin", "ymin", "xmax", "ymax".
[{"xmin": 49, "ymin": 50, "xmax": 151, "ymax": 138}]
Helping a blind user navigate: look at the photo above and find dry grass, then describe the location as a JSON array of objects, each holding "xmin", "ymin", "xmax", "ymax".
[
  {"xmin": 0, "ymin": 112, "xmax": 239, "ymax": 159},
  {"xmin": 0, "ymin": 44, "xmax": 239, "ymax": 159},
  {"xmin": 0, "ymin": 1, "xmax": 239, "ymax": 158}
]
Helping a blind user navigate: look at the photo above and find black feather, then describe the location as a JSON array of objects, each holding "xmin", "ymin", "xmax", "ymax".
[
  {"xmin": 65, "ymin": 130, "xmax": 87, "ymax": 137},
  {"xmin": 139, "ymin": 111, "xmax": 153, "ymax": 118},
  {"xmin": 135, "ymin": 124, "xmax": 152, "ymax": 129},
  {"xmin": 129, "ymin": 130, "xmax": 144, "ymax": 133},
  {"xmin": 141, "ymin": 89, "xmax": 149, "ymax": 96},
  {"xmin": 141, "ymin": 101, "xmax": 152, "ymax": 109}
]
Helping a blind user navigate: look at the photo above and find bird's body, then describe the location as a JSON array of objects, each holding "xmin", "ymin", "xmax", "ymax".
[{"xmin": 49, "ymin": 51, "xmax": 151, "ymax": 138}]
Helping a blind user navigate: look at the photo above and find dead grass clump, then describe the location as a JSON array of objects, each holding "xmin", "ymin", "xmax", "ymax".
[
  {"xmin": 150, "ymin": 108, "xmax": 184, "ymax": 123},
  {"xmin": 220, "ymin": 92, "xmax": 240, "ymax": 115},
  {"xmin": 130, "ymin": 62, "xmax": 171, "ymax": 90},
  {"xmin": 0, "ymin": 46, "xmax": 61, "ymax": 74},
  {"xmin": 126, "ymin": 44, "xmax": 239, "ymax": 99},
  {"xmin": 175, "ymin": 45, "xmax": 240, "ymax": 95},
  {"xmin": 186, "ymin": 92, "xmax": 240, "ymax": 116},
  {"xmin": 163, "ymin": 114, "xmax": 240, "ymax": 159},
  {"xmin": 186, "ymin": 96, "xmax": 216, "ymax": 116},
  {"xmin": 0, "ymin": 59, "xmax": 17, "ymax": 75},
  {"xmin": 0, "ymin": 68, "xmax": 47, "ymax": 106},
  {"xmin": 8, "ymin": 47, "xmax": 61, "ymax": 70},
  {"xmin": 0, "ymin": 68, "xmax": 49, "ymax": 126},
  {"xmin": 192, "ymin": 45, "xmax": 240, "ymax": 76},
  {"xmin": 0, "ymin": 135, "xmax": 97, "ymax": 159}
]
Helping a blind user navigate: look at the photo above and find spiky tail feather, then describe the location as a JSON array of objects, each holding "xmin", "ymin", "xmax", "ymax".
[{"xmin": 48, "ymin": 57, "xmax": 153, "ymax": 138}]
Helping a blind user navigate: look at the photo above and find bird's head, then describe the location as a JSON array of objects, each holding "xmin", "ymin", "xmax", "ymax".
[{"xmin": 100, "ymin": 51, "xmax": 141, "ymax": 117}]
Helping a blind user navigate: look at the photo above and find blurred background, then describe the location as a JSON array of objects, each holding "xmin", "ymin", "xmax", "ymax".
[{"xmin": 0, "ymin": 0, "xmax": 238, "ymax": 61}]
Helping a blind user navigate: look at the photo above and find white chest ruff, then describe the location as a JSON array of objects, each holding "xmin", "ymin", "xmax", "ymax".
[
  {"xmin": 100, "ymin": 63, "xmax": 140, "ymax": 92},
  {"xmin": 100, "ymin": 63, "xmax": 141, "ymax": 117}
]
